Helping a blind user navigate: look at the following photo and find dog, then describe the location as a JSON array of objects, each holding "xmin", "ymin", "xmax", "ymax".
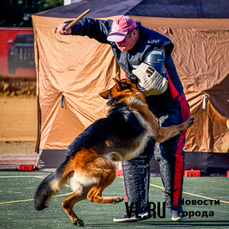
[{"xmin": 34, "ymin": 78, "xmax": 194, "ymax": 226}]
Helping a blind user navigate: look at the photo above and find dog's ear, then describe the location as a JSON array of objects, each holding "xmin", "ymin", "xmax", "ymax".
[
  {"xmin": 99, "ymin": 89, "xmax": 111, "ymax": 99},
  {"xmin": 113, "ymin": 78, "xmax": 129, "ymax": 91},
  {"xmin": 99, "ymin": 90, "xmax": 114, "ymax": 106},
  {"xmin": 113, "ymin": 78, "xmax": 123, "ymax": 90},
  {"xmin": 99, "ymin": 78, "xmax": 121, "ymax": 99},
  {"xmin": 99, "ymin": 79, "xmax": 120, "ymax": 99}
]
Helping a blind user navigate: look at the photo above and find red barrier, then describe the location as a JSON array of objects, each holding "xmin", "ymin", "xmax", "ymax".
[
  {"xmin": 19, "ymin": 164, "xmax": 34, "ymax": 171},
  {"xmin": 184, "ymin": 170, "xmax": 201, "ymax": 177}
]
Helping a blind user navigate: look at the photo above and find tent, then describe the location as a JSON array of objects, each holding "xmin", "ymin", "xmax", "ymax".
[{"xmin": 32, "ymin": 0, "xmax": 229, "ymax": 174}]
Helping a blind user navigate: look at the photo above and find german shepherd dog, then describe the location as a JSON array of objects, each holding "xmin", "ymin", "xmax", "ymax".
[{"xmin": 34, "ymin": 78, "xmax": 194, "ymax": 226}]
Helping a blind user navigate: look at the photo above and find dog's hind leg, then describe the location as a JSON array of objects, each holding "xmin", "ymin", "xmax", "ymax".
[
  {"xmin": 62, "ymin": 186, "xmax": 90, "ymax": 227},
  {"xmin": 87, "ymin": 165, "xmax": 123, "ymax": 204}
]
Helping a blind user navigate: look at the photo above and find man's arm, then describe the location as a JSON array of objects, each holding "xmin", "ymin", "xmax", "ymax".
[
  {"xmin": 144, "ymin": 47, "xmax": 166, "ymax": 76},
  {"xmin": 132, "ymin": 46, "xmax": 170, "ymax": 96},
  {"xmin": 58, "ymin": 18, "xmax": 113, "ymax": 44}
]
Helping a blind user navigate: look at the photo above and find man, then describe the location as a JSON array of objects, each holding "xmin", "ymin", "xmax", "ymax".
[{"xmin": 58, "ymin": 16, "xmax": 190, "ymax": 222}]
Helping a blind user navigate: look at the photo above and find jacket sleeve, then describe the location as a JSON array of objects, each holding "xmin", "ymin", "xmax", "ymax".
[{"xmin": 65, "ymin": 18, "xmax": 113, "ymax": 44}]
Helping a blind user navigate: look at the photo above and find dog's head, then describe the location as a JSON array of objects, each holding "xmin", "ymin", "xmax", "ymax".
[{"xmin": 99, "ymin": 78, "xmax": 146, "ymax": 106}]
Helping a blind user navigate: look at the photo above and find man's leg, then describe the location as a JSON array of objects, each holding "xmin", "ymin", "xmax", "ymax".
[
  {"xmin": 155, "ymin": 134, "xmax": 185, "ymax": 210},
  {"xmin": 113, "ymin": 140, "xmax": 155, "ymax": 222},
  {"xmin": 154, "ymin": 94, "xmax": 190, "ymax": 220}
]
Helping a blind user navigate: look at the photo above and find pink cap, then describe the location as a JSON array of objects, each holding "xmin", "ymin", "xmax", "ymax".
[{"xmin": 107, "ymin": 16, "xmax": 137, "ymax": 42}]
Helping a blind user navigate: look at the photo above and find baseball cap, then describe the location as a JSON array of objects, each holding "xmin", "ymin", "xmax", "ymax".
[{"xmin": 107, "ymin": 16, "xmax": 137, "ymax": 42}]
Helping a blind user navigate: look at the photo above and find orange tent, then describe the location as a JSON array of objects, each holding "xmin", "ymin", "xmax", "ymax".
[{"xmin": 32, "ymin": 0, "xmax": 229, "ymax": 174}]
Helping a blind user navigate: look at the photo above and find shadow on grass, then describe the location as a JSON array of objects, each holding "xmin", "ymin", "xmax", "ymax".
[
  {"xmin": 0, "ymin": 168, "xmax": 18, "ymax": 172},
  {"xmin": 87, "ymin": 220, "xmax": 229, "ymax": 228}
]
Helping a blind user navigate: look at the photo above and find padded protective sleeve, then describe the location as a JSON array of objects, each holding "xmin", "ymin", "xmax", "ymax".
[{"xmin": 144, "ymin": 47, "xmax": 166, "ymax": 76}]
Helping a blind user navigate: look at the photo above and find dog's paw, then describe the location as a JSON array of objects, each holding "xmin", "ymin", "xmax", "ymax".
[
  {"xmin": 72, "ymin": 218, "xmax": 84, "ymax": 227},
  {"xmin": 186, "ymin": 117, "xmax": 194, "ymax": 128},
  {"xmin": 112, "ymin": 197, "xmax": 124, "ymax": 204}
]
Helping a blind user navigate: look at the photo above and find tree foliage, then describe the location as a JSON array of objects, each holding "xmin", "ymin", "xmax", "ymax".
[{"xmin": 0, "ymin": 0, "xmax": 64, "ymax": 27}]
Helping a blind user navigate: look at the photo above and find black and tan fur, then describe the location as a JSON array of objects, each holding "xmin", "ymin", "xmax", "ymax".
[{"xmin": 34, "ymin": 78, "xmax": 194, "ymax": 226}]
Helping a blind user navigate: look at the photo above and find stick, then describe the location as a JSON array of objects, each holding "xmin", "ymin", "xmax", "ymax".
[{"xmin": 65, "ymin": 8, "xmax": 91, "ymax": 30}]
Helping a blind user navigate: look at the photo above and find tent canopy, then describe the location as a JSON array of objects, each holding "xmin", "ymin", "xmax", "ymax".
[
  {"xmin": 32, "ymin": 0, "xmax": 229, "ymax": 171},
  {"xmin": 36, "ymin": 0, "xmax": 229, "ymax": 19}
]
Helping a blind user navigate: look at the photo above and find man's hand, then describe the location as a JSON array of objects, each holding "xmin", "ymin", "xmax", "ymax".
[{"xmin": 58, "ymin": 23, "xmax": 72, "ymax": 35}]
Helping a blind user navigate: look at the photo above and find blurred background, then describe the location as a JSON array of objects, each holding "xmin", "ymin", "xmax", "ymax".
[{"xmin": 0, "ymin": 0, "xmax": 70, "ymax": 167}]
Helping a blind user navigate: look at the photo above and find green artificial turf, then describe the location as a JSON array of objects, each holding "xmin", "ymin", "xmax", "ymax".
[{"xmin": 0, "ymin": 169, "xmax": 229, "ymax": 228}]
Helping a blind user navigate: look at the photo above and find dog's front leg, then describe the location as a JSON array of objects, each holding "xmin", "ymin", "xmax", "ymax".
[{"xmin": 156, "ymin": 117, "xmax": 194, "ymax": 143}]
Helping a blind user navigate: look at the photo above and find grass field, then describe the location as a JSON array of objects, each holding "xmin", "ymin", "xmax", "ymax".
[{"xmin": 0, "ymin": 169, "xmax": 229, "ymax": 229}]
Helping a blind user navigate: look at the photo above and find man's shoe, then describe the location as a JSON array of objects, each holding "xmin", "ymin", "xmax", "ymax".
[
  {"xmin": 171, "ymin": 210, "xmax": 186, "ymax": 221},
  {"xmin": 113, "ymin": 211, "xmax": 150, "ymax": 223},
  {"xmin": 139, "ymin": 211, "xmax": 151, "ymax": 219},
  {"xmin": 113, "ymin": 213, "xmax": 139, "ymax": 222}
]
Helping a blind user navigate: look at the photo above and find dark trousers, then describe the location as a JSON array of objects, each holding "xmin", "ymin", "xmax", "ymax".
[{"xmin": 122, "ymin": 93, "xmax": 190, "ymax": 212}]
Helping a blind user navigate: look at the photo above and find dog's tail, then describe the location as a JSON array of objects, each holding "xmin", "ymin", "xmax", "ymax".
[{"xmin": 34, "ymin": 158, "xmax": 71, "ymax": 211}]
